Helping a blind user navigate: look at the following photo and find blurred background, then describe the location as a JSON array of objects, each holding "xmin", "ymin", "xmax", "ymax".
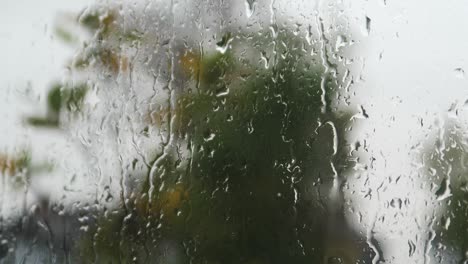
[{"xmin": 1, "ymin": 0, "xmax": 468, "ymax": 263}]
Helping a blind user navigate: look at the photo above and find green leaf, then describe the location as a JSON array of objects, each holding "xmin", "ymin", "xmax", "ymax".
[
  {"xmin": 26, "ymin": 117, "xmax": 59, "ymax": 127},
  {"xmin": 47, "ymin": 84, "xmax": 63, "ymax": 114},
  {"xmin": 79, "ymin": 13, "xmax": 100, "ymax": 31},
  {"xmin": 54, "ymin": 27, "xmax": 77, "ymax": 44}
]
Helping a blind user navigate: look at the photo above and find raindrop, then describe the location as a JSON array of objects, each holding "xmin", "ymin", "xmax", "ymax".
[
  {"xmin": 335, "ymin": 35, "xmax": 347, "ymax": 51},
  {"xmin": 435, "ymin": 177, "xmax": 452, "ymax": 201},
  {"xmin": 216, "ymin": 87, "xmax": 229, "ymax": 97},
  {"xmin": 216, "ymin": 33, "xmax": 234, "ymax": 54},
  {"xmin": 247, "ymin": 120, "xmax": 254, "ymax": 134},
  {"xmin": 442, "ymin": 216, "xmax": 451, "ymax": 230},
  {"xmin": 260, "ymin": 51, "xmax": 270, "ymax": 69},
  {"xmin": 390, "ymin": 198, "xmax": 402, "ymax": 209},
  {"xmin": 363, "ymin": 16, "xmax": 371, "ymax": 36},
  {"xmin": 203, "ymin": 131, "xmax": 216, "ymax": 142},
  {"xmin": 351, "ymin": 104, "xmax": 369, "ymax": 120},
  {"xmin": 463, "ymin": 99, "xmax": 468, "ymax": 108},
  {"xmin": 454, "ymin": 68, "xmax": 465, "ymax": 79},
  {"xmin": 408, "ymin": 240, "xmax": 416, "ymax": 257},
  {"xmin": 245, "ymin": 0, "xmax": 256, "ymax": 18}
]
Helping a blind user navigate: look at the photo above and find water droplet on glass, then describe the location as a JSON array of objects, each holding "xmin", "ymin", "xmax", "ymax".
[
  {"xmin": 408, "ymin": 240, "xmax": 416, "ymax": 257},
  {"xmin": 435, "ymin": 177, "xmax": 452, "ymax": 201},
  {"xmin": 351, "ymin": 104, "xmax": 369, "ymax": 120},
  {"xmin": 216, "ymin": 33, "xmax": 234, "ymax": 54},
  {"xmin": 363, "ymin": 16, "xmax": 371, "ymax": 36},
  {"xmin": 390, "ymin": 198, "xmax": 402, "ymax": 209},
  {"xmin": 335, "ymin": 35, "xmax": 347, "ymax": 51},
  {"xmin": 204, "ymin": 131, "xmax": 216, "ymax": 142},
  {"xmin": 245, "ymin": 0, "xmax": 256, "ymax": 18},
  {"xmin": 247, "ymin": 120, "xmax": 254, "ymax": 134},
  {"xmin": 454, "ymin": 68, "xmax": 465, "ymax": 79},
  {"xmin": 442, "ymin": 216, "xmax": 451, "ymax": 230}
]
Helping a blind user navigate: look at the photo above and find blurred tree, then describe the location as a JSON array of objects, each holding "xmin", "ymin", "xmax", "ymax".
[
  {"xmin": 419, "ymin": 118, "xmax": 468, "ymax": 263},
  {"xmin": 3, "ymin": 2, "xmax": 376, "ymax": 264}
]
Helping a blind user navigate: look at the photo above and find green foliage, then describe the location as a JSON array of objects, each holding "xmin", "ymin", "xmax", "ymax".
[
  {"xmin": 79, "ymin": 10, "xmax": 116, "ymax": 37},
  {"xmin": 26, "ymin": 117, "xmax": 59, "ymax": 127},
  {"xmin": 75, "ymin": 28, "xmax": 368, "ymax": 263},
  {"xmin": 420, "ymin": 122, "xmax": 468, "ymax": 260},
  {"xmin": 22, "ymin": 6, "xmax": 371, "ymax": 264},
  {"xmin": 54, "ymin": 27, "xmax": 77, "ymax": 44},
  {"xmin": 79, "ymin": 12, "xmax": 101, "ymax": 31},
  {"xmin": 47, "ymin": 84, "xmax": 63, "ymax": 113},
  {"xmin": 26, "ymin": 83, "xmax": 88, "ymax": 127}
]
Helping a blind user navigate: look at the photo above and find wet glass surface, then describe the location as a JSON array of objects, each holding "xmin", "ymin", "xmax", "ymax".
[{"xmin": 1, "ymin": 0, "xmax": 468, "ymax": 263}]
